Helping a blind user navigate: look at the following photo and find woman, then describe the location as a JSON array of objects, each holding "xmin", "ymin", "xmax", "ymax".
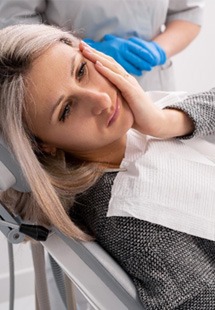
[
  {"xmin": 0, "ymin": 24, "xmax": 215, "ymax": 309},
  {"xmin": 0, "ymin": 0, "xmax": 204, "ymax": 90}
]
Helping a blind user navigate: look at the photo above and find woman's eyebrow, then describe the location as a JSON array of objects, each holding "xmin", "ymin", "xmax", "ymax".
[{"xmin": 49, "ymin": 53, "xmax": 77, "ymax": 122}]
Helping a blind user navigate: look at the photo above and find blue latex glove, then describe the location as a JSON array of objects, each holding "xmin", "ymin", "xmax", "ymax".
[
  {"xmin": 84, "ymin": 34, "xmax": 157, "ymax": 76},
  {"xmin": 128, "ymin": 37, "xmax": 167, "ymax": 66}
]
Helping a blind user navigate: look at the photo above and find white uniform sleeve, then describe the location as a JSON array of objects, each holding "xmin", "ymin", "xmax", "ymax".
[
  {"xmin": 167, "ymin": 0, "xmax": 205, "ymax": 26},
  {"xmin": 0, "ymin": 0, "xmax": 46, "ymax": 29}
]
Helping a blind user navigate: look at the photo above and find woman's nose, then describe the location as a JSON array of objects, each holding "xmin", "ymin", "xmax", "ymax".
[{"xmin": 84, "ymin": 90, "xmax": 112, "ymax": 115}]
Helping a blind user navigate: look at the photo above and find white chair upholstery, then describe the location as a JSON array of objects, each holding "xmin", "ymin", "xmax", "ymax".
[{"xmin": 42, "ymin": 229, "xmax": 144, "ymax": 310}]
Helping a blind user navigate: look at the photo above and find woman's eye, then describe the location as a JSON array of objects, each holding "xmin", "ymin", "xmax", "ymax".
[
  {"xmin": 59, "ymin": 103, "xmax": 71, "ymax": 122},
  {"xmin": 77, "ymin": 61, "xmax": 87, "ymax": 80}
]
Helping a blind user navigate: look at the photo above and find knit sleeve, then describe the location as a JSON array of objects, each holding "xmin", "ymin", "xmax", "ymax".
[{"xmin": 166, "ymin": 87, "xmax": 215, "ymax": 139}]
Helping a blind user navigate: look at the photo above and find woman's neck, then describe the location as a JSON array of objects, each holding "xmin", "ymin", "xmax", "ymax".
[{"xmin": 71, "ymin": 135, "xmax": 127, "ymax": 168}]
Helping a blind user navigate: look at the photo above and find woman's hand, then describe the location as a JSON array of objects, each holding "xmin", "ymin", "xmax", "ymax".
[{"xmin": 79, "ymin": 42, "xmax": 194, "ymax": 138}]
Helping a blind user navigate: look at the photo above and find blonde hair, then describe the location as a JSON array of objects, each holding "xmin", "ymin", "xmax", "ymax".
[{"xmin": 0, "ymin": 24, "xmax": 101, "ymax": 241}]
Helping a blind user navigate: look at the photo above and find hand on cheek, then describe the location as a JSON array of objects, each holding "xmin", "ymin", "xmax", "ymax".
[
  {"xmin": 80, "ymin": 44, "xmax": 162, "ymax": 134},
  {"xmin": 79, "ymin": 42, "xmax": 193, "ymax": 139}
]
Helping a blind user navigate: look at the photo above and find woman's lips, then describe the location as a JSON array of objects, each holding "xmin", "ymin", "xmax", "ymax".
[{"xmin": 107, "ymin": 96, "xmax": 120, "ymax": 127}]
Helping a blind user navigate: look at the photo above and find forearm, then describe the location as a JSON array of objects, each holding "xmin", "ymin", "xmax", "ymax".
[
  {"xmin": 147, "ymin": 88, "xmax": 215, "ymax": 139},
  {"xmin": 166, "ymin": 88, "xmax": 215, "ymax": 139},
  {"xmin": 132, "ymin": 99, "xmax": 194, "ymax": 139},
  {"xmin": 155, "ymin": 108, "xmax": 194, "ymax": 139},
  {"xmin": 153, "ymin": 20, "xmax": 201, "ymax": 58}
]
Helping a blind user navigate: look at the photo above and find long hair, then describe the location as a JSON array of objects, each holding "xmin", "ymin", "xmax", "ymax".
[{"xmin": 0, "ymin": 24, "xmax": 101, "ymax": 241}]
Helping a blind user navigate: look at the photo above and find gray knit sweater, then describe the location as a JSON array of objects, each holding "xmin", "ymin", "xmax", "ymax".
[{"xmin": 70, "ymin": 88, "xmax": 215, "ymax": 309}]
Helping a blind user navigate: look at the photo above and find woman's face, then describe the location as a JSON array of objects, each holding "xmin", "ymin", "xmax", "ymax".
[{"xmin": 26, "ymin": 42, "xmax": 133, "ymax": 162}]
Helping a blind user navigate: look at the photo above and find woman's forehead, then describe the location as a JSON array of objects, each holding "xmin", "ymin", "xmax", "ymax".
[
  {"xmin": 25, "ymin": 43, "xmax": 81, "ymax": 118},
  {"xmin": 29, "ymin": 42, "xmax": 80, "ymax": 79}
]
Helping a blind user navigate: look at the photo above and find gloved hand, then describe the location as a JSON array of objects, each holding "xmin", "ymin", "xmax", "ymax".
[
  {"xmin": 84, "ymin": 34, "xmax": 157, "ymax": 76},
  {"xmin": 128, "ymin": 37, "xmax": 167, "ymax": 66}
]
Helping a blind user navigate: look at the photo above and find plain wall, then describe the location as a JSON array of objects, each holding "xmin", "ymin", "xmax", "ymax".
[
  {"xmin": 0, "ymin": 0, "xmax": 214, "ymax": 305},
  {"xmin": 0, "ymin": 235, "xmax": 34, "ymax": 303},
  {"xmin": 173, "ymin": 0, "xmax": 215, "ymax": 93}
]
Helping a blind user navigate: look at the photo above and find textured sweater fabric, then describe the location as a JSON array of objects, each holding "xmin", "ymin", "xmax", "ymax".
[
  {"xmin": 168, "ymin": 87, "xmax": 215, "ymax": 139},
  {"xmin": 71, "ymin": 173, "xmax": 215, "ymax": 309},
  {"xmin": 70, "ymin": 88, "xmax": 215, "ymax": 309}
]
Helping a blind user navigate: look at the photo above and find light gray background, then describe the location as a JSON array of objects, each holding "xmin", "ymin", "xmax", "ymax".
[{"xmin": 174, "ymin": 0, "xmax": 215, "ymax": 93}]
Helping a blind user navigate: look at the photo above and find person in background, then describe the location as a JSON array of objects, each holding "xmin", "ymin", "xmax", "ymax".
[
  {"xmin": 0, "ymin": 0, "xmax": 204, "ymax": 91},
  {"xmin": 0, "ymin": 24, "xmax": 215, "ymax": 309}
]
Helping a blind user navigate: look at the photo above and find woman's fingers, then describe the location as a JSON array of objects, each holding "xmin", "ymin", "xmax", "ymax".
[
  {"xmin": 80, "ymin": 41, "xmax": 128, "ymax": 76},
  {"xmin": 95, "ymin": 60, "xmax": 139, "ymax": 100},
  {"xmin": 80, "ymin": 41, "xmax": 114, "ymax": 63},
  {"xmin": 80, "ymin": 42, "xmax": 163, "ymax": 136},
  {"xmin": 80, "ymin": 42, "xmax": 147, "ymax": 115},
  {"xmin": 80, "ymin": 41, "xmax": 145, "ymax": 81}
]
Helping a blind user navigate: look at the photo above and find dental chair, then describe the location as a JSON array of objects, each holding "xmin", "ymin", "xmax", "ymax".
[{"xmin": 0, "ymin": 135, "xmax": 144, "ymax": 310}]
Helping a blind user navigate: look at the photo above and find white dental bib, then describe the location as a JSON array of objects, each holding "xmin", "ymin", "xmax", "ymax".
[{"xmin": 107, "ymin": 92, "xmax": 215, "ymax": 241}]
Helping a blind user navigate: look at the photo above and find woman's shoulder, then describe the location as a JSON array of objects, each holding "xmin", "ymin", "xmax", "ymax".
[{"xmin": 70, "ymin": 172, "xmax": 117, "ymax": 230}]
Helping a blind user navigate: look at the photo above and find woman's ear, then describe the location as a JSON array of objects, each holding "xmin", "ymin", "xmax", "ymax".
[{"xmin": 39, "ymin": 143, "xmax": 57, "ymax": 157}]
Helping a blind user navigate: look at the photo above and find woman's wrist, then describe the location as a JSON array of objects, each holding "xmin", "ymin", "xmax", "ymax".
[{"xmin": 158, "ymin": 108, "xmax": 195, "ymax": 139}]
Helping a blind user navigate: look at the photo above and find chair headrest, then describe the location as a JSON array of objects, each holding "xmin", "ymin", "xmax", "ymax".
[{"xmin": 0, "ymin": 136, "xmax": 30, "ymax": 192}]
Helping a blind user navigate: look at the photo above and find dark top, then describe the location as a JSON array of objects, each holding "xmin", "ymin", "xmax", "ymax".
[{"xmin": 71, "ymin": 172, "xmax": 215, "ymax": 309}]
